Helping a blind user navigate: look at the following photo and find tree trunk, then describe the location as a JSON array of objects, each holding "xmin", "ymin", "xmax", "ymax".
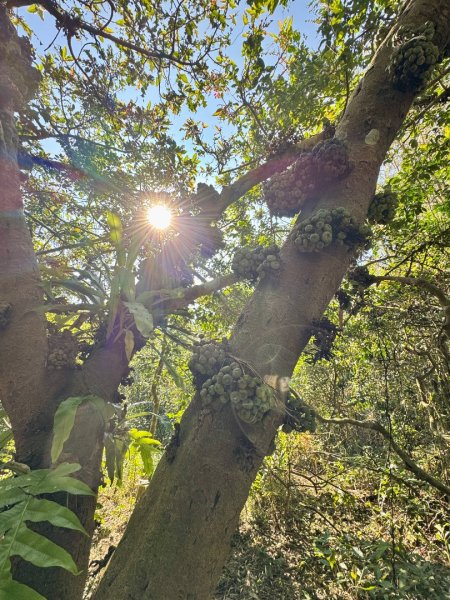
[
  {"xmin": 94, "ymin": 2, "xmax": 450, "ymax": 599},
  {"xmin": 0, "ymin": 13, "xmax": 136, "ymax": 598}
]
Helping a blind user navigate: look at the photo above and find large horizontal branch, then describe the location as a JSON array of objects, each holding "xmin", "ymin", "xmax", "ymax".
[
  {"xmin": 317, "ymin": 414, "xmax": 450, "ymax": 498},
  {"xmin": 214, "ymin": 127, "xmax": 333, "ymax": 219},
  {"xmin": 5, "ymin": 0, "xmax": 201, "ymax": 67}
]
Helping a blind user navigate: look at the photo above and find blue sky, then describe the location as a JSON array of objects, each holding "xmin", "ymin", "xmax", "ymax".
[{"xmin": 16, "ymin": 1, "xmax": 320, "ymax": 166}]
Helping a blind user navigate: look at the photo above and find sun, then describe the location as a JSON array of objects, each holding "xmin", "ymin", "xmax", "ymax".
[{"xmin": 146, "ymin": 204, "xmax": 172, "ymax": 230}]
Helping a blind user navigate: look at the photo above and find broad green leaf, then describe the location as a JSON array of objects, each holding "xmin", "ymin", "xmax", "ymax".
[
  {"xmin": 0, "ymin": 578, "xmax": 45, "ymax": 600},
  {"xmin": 123, "ymin": 302, "xmax": 154, "ymax": 337},
  {"xmin": 8, "ymin": 525, "xmax": 79, "ymax": 574},
  {"xmin": 136, "ymin": 442, "xmax": 155, "ymax": 477},
  {"xmin": 106, "ymin": 211, "xmax": 123, "ymax": 245},
  {"xmin": 32, "ymin": 474, "xmax": 94, "ymax": 497},
  {"xmin": 52, "ymin": 396, "xmax": 107, "ymax": 463},
  {"xmin": 0, "ymin": 502, "xmax": 26, "ymax": 534},
  {"xmin": 23, "ymin": 498, "xmax": 88, "ymax": 535},
  {"xmin": 128, "ymin": 429, "xmax": 161, "ymax": 445},
  {"xmin": 86, "ymin": 396, "xmax": 114, "ymax": 425},
  {"xmin": 51, "ymin": 396, "xmax": 85, "ymax": 462}
]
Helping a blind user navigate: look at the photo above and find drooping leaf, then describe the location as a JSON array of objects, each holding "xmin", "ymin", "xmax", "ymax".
[
  {"xmin": 124, "ymin": 329, "xmax": 135, "ymax": 361},
  {"xmin": 51, "ymin": 396, "xmax": 85, "ymax": 463},
  {"xmin": 7, "ymin": 525, "xmax": 79, "ymax": 574},
  {"xmin": 21, "ymin": 498, "xmax": 88, "ymax": 535},
  {"xmin": 0, "ymin": 577, "xmax": 45, "ymax": 600},
  {"xmin": 123, "ymin": 302, "xmax": 154, "ymax": 337},
  {"xmin": 51, "ymin": 395, "xmax": 108, "ymax": 463},
  {"xmin": 0, "ymin": 463, "xmax": 93, "ymax": 594}
]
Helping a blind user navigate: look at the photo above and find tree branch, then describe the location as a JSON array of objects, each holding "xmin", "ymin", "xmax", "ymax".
[
  {"xmin": 317, "ymin": 414, "xmax": 450, "ymax": 497},
  {"xmin": 6, "ymin": 0, "xmax": 205, "ymax": 67},
  {"xmin": 374, "ymin": 275, "xmax": 450, "ymax": 338}
]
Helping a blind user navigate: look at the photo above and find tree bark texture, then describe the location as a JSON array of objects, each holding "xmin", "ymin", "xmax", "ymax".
[
  {"xmin": 93, "ymin": 2, "xmax": 450, "ymax": 599},
  {"xmin": 0, "ymin": 8, "xmax": 134, "ymax": 599}
]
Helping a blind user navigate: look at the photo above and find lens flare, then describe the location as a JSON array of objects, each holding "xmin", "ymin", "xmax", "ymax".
[{"xmin": 147, "ymin": 205, "xmax": 172, "ymax": 230}]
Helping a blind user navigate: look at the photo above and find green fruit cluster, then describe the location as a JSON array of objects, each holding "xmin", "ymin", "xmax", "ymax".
[
  {"xmin": 263, "ymin": 140, "xmax": 349, "ymax": 218},
  {"xmin": 257, "ymin": 251, "xmax": 281, "ymax": 279},
  {"xmin": 368, "ymin": 188, "xmax": 398, "ymax": 224},
  {"xmin": 263, "ymin": 152, "xmax": 317, "ymax": 218},
  {"xmin": 47, "ymin": 330, "xmax": 77, "ymax": 370},
  {"xmin": 265, "ymin": 127, "xmax": 303, "ymax": 159},
  {"xmin": 391, "ymin": 22, "xmax": 439, "ymax": 91},
  {"xmin": 199, "ymin": 361, "xmax": 275, "ymax": 424},
  {"xmin": 348, "ymin": 265, "xmax": 376, "ymax": 289},
  {"xmin": 282, "ymin": 392, "xmax": 316, "ymax": 434},
  {"xmin": 188, "ymin": 340, "xmax": 227, "ymax": 378},
  {"xmin": 311, "ymin": 138, "xmax": 349, "ymax": 181},
  {"xmin": 294, "ymin": 207, "xmax": 371, "ymax": 253},
  {"xmin": 0, "ymin": 302, "xmax": 11, "ymax": 330},
  {"xmin": 232, "ymin": 244, "xmax": 280, "ymax": 281}
]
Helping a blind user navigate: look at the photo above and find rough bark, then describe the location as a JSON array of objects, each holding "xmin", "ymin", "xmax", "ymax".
[
  {"xmin": 93, "ymin": 2, "xmax": 450, "ymax": 599},
  {"xmin": 0, "ymin": 11, "xmax": 134, "ymax": 599}
]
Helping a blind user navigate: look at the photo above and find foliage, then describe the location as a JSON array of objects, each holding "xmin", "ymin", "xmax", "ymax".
[{"xmin": 0, "ymin": 464, "xmax": 94, "ymax": 600}]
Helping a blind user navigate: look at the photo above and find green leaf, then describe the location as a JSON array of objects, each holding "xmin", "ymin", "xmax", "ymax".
[
  {"xmin": 86, "ymin": 396, "xmax": 115, "ymax": 425},
  {"xmin": 104, "ymin": 433, "xmax": 116, "ymax": 483},
  {"xmin": 128, "ymin": 429, "xmax": 160, "ymax": 445},
  {"xmin": 0, "ymin": 578, "xmax": 45, "ymax": 600},
  {"xmin": 123, "ymin": 302, "xmax": 154, "ymax": 337},
  {"xmin": 8, "ymin": 524, "xmax": 79, "ymax": 574},
  {"xmin": 51, "ymin": 396, "xmax": 85, "ymax": 462},
  {"xmin": 124, "ymin": 329, "xmax": 135, "ymax": 361},
  {"xmin": 136, "ymin": 442, "xmax": 155, "ymax": 476},
  {"xmin": 106, "ymin": 211, "xmax": 123, "ymax": 245},
  {"xmin": 23, "ymin": 498, "xmax": 88, "ymax": 535},
  {"xmin": 52, "ymin": 396, "xmax": 108, "ymax": 463},
  {"xmin": 50, "ymin": 279, "xmax": 104, "ymax": 302},
  {"xmin": 32, "ymin": 473, "xmax": 94, "ymax": 497}
]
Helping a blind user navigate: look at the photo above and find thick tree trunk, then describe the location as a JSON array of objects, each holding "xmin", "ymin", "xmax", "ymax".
[
  {"xmin": 0, "ymin": 12, "xmax": 135, "ymax": 599},
  {"xmin": 94, "ymin": 2, "xmax": 450, "ymax": 598}
]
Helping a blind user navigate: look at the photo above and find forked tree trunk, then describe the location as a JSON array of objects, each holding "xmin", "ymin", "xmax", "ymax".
[
  {"xmin": 2, "ymin": 1, "xmax": 449, "ymax": 599},
  {"xmin": 93, "ymin": 2, "xmax": 450, "ymax": 599}
]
